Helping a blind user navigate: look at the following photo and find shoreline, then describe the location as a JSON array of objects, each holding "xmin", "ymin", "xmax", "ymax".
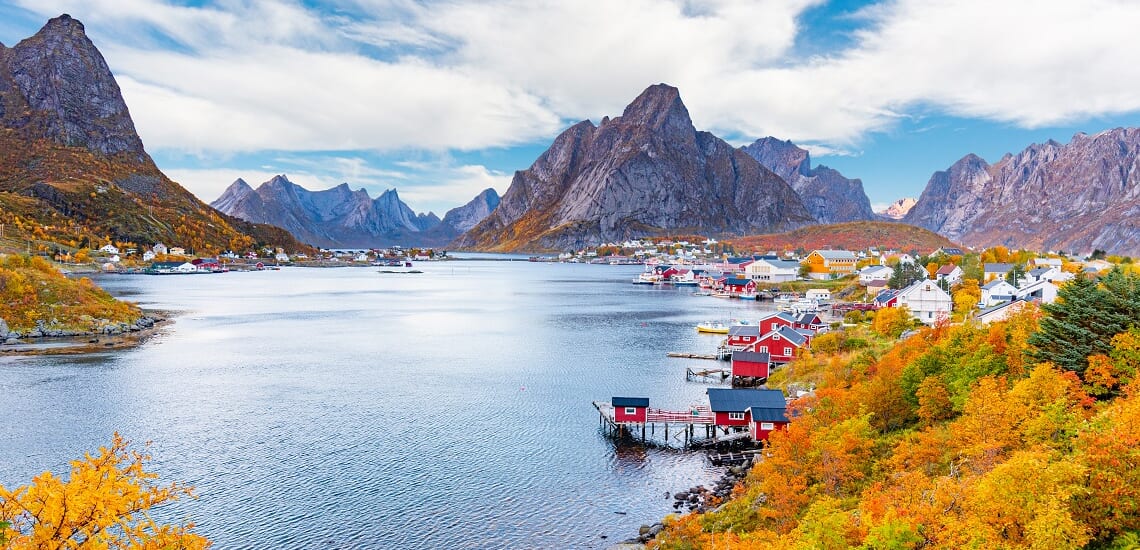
[{"xmin": 0, "ymin": 313, "xmax": 169, "ymax": 356}]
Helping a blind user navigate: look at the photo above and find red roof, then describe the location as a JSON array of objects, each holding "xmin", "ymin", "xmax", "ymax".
[{"xmin": 936, "ymin": 264, "xmax": 958, "ymax": 275}]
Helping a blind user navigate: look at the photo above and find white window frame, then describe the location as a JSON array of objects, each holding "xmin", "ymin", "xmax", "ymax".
[
  {"xmin": 759, "ymin": 346, "xmax": 768, "ymax": 353},
  {"xmin": 784, "ymin": 347, "xmax": 792, "ymax": 356},
  {"xmin": 760, "ymin": 422, "xmax": 775, "ymax": 430},
  {"xmin": 624, "ymin": 407, "xmax": 637, "ymax": 415},
  {"xmin": 728, "ymin": 412, "xmax": 745, "ymax": 421}
]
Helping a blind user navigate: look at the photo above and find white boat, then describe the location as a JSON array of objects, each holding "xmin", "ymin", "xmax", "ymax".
[
  {"xmin": 778, "ymin": 298, "xmax": 820, "ymax": 313},
  {"xmin": 632, "ymin": 272, "xmax": 661, "ymax": 285}
]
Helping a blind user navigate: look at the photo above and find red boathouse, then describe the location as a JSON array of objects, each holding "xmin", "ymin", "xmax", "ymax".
[{"xmin": 612, "ymin": 397, "xmax": 649, "ymax": 423}]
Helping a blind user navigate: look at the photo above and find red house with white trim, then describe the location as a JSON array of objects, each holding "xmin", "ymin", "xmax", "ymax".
[
  {"xmin": 707, "ymin": 388, "xmax": 789, "ymax": 442},
  {"xmin": 793, "ymin": 312, "xmax": 826, "ymax": 332},
  {"xmin": 747, "ymin": 326, "xmax": 809, "ymax": 364},
  {"xmin": 726, "ymin": 324, "xmax": 761, "ymax": 350},
  {"xmin": 757, "ymin": 311, "xmax": 796, "ymax": 334},
  {"xmin": 612, "ymin": 397, "xmax": 649, "ymax": 423},
  {"xmin": 722, "ymin": 277, "xmax": 757, "ymax": 295}
]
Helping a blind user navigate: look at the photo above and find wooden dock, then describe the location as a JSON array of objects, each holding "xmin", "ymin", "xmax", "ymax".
[
  {"xmin": 593, "ymin": 401, "xmax": 717, "ymax": 446},
  {"xmin": 708, "ymin": 449, "xmax": 764, "ymax": 466},
  {"xmin": 667, "ymin": 352, "xmax": 718, "ymax": 360}
]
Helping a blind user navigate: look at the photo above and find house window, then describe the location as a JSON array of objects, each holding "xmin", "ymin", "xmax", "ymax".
[
  {"xmin": 624, "ymin": 407, "xmax": 637, "ymax": 415},
  {"xmin": 728, "ymin": 412, "xmax": 746, "ymax": 421},
  {"xmin": 760, "ymin": 422, "xmax": 775, "ymax": 430},
  {"xmin": 759, "ymin": 346, "xmax": 768, "ymax": 353},
  {"xmin": 784, "ymin": 347, "xmax": 792, "ymax": 356}
]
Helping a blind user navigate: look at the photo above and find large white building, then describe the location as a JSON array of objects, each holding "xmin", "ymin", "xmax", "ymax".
[
  {"xmin": 896, "ymin": 279, "xmax": 953, "ymax": 325},
  {"xmin": 742, "ymin": 258, "xmax": 800, "ymax": 283}
]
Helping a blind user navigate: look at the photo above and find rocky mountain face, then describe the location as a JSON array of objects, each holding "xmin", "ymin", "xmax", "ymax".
[
  {"xmin": 454, "ymin": 84, "xmax": 814, "ymax": 251},
  {"xmin": 0, "ymin": 15, "xmax": 308, "ymax": 253},
  {"xmin": 740, "ymin": 137, "xmax": 876, "ymax": 224},
  {"xmin": 905, "ymin": 128, "xmax": 1140, "ymax": 256},
  {"xmin": 879, "ymin": 197, "xmax": 917, "ymax": 220},
  {"xmin": 212, "ymin": 176, "xmax": 498, "ymax": 248}
]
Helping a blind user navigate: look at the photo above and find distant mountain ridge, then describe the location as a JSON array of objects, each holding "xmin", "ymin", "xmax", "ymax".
[
  {"xmin": 0, "ymin": 14, "xmax": 307, "ymax": 254},
  {"xmin": 905, "ymin": 128, "xmax": 1140, "ymax": 256},
  {"xmin": 879, "ymin": 198, "xmax": 917, "ymax": 220},
  {"xmin": 740, "ymin": 138, "xmax": 876, "ymax": 224},
  {"xmin": 211, "ymin": 175, "xmax": 499, "ymax": 248},
  {"xmin": 454, "ymin": 84, "xmax": 815, "ymax": 252}
]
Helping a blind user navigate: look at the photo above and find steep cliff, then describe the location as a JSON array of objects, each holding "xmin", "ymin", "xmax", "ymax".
[
  {"xmin": 740, "ymin": 137, "xmax": 876, "ymax": 224},
  {"xmin": 905, "ymin": 129, "xmax": 1140, "ymax": 255},
  {"xmin": 454, "ymin": 84, "xmax": 814, "ymax": 252}
]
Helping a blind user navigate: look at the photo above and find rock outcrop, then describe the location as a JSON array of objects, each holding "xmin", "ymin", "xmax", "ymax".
[
  {"xmin": 740, "ymin": 137, "xmax": 876, "ymax": 224},
  {"xmin": 0, "ymin": 14, "xmax": 309, "ymax": 253},
  {"xmin": 904, "ymin": 129, "xmax": 1140, "ymax": 255},
  {"xmin": 454, "ymin": 84, "xmax": 814, "ymax": 251},
  {"xmin": 212, "ymin": 176, "xmax": 498, "ymax": 248}
]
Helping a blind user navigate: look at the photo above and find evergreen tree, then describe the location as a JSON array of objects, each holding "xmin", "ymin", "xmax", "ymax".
[
  {"xmin": 1028, "ymin": 271, "xmax": 1139, "ymax": 374},
  {"xmin": 888, "ymin": 261, "xmax": 926, "ymax": 289},
  {"xmin": 1005, "ymin": 264, "xmax": 1026, "ymax": 288}
]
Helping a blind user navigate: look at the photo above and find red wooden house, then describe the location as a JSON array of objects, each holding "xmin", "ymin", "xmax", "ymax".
[
  {"xmin": 746, "ymin": 326, "xmax": 809, "ymax": 364},
  {"xmin": 612, "ymin": 397, "xmax": 649, "ymax": 423},
  {"xmin": 793, "ymin": 312, "xmax": 826, "ymax": 332},
  {"xmin": 757, "ymin": 311, "xmax": 796, "ymax": 335},
  {"xmin": 726, "ymin": 324, "xmax": 761, "ymax": 350},
  {"xmin": 707, "ymin": 388, "xmax": 789, "ymax": 442},
  {"xmin": 731, "ymin": 350, "xmax": 771, "ymax": 380},
  {"xmin": 722, "ymin": 277, "xmax": 757, "ymax": 295}
]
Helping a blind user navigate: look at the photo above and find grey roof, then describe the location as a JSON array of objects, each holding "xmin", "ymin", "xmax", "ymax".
[
  {"xmin": 862, "ymin": 265, "xmax": 891, "ymax": 273},
  {"xmin": 758, "ymin": 259, "xmax": 801, "ymax": 269},
  {"xmin": 707, "ymin": 388, "xmax": 786, "ymax": 413},
  {"xmin": 728, "ymin": 325, "xmax": 761, "ymax": 337},
  {"xmin": 984, "ymin": 263, "xmax": 1016, "ymax": 274},
  {"xmin": 732, "ymin": 351, "xmax": 770, "ymax": 364},
  {"xmin": 813, "ymin": 250, "xmax": 857, "ymax": 260},
  {"xmin": 746, "ymin": 407, "xmax": 789, "ymax": 423},
  {"xmin": 770, "ymin": 325, "xmax": 808, "ymax": 347},
  {"xmin": 724, "ymin": 277, "xmax": 752, "ymax": 286},
  {"xmin": 1028, "ymin": 267, "xmax": 1052, "ymax": 277},
  {"xmin": 612, "ymin": 397, "xmax": 649, "ymax": 408},
  {"xmin": 796, "ymin": 313, "xmax": 822, "ymax": 324},
  {"xmin": 982, "ymin": 279, "xmax": 1015, "ymax": 290},
  {"xmin": 935, "ymin": 247, "xmax": 965, "ymax": 256}
]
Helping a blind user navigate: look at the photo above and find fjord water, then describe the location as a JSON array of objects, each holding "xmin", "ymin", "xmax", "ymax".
[{"xmin": 1, "ymin": 260, "xmax": 781, "ymax": 548}]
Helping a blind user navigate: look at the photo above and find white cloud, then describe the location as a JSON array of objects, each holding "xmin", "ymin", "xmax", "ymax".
[{"xmin": 13, "ymin": 0, "xmax": 1140, "ymax": 163}]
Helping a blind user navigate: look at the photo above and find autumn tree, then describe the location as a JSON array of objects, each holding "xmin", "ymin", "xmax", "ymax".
[
  {"xmin": 872, "ymin": 306, "xmax": 913, "ymax": 339},
  {"xmin": 0, "ymin": 433, "xmax": 210, "ymax": 549}
]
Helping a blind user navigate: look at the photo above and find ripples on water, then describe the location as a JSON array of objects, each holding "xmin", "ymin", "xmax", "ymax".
[{"xmin": 0, "ymin": 262, "xmax": 785, "ymax": 548}]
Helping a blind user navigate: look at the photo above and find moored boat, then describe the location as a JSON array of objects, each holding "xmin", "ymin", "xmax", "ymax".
[{"xmin": 696, "ymin": 321, "xmax": 730, "ymax": 334}]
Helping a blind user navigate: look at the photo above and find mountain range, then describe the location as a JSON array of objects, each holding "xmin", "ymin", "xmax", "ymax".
[
  {"xmin": 740, "ymin": 137, "xmax": 876, "ymax": 224},
  {"xmin": 905, "ymin": 128, "xmax": 1140, "ymax": 256},
  {"xmin": 211, "ymin": 176, "xmax": 499, "ymax": 248},
  {"xmin": 0, "ymin": 15, "xmax": 307, "ymax": 254},
  {"xmin": 454, "ymin": 84, "xmax": 817, "ymax": 251}
]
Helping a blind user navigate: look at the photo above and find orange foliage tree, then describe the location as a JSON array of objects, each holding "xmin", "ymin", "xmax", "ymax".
[{"xmin": 0, "ymin": 433, "xmax": 210, "ymax": 549}]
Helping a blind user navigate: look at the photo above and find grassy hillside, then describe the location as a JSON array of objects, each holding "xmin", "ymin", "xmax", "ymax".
[
  {"xmin": 0, "ymin": 254, "xmax": 140, "ymax": 333},
  {"xmin": 651, "ymin": 271, "xmax": 1140, "ymax": 549},
  {"xmin": 733, "ymin": 220, "xmax": 959, "ymax": 254}
]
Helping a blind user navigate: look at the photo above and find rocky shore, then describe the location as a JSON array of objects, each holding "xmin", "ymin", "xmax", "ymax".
[
  {"xmin": 609, "ymin": 456, "xmax": 754, "ymax": 549},
  {"xmin": 0, "ymin": 314, "xmax": 166, "ymax": 354}
]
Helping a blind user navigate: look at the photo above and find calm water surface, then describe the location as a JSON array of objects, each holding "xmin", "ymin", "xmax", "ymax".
[{"xmin": 1, "ymin": 260, "xmax": 784, "ymax": 548}]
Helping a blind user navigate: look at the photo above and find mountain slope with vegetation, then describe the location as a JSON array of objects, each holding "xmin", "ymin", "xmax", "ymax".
[
  {"xmin": 652, "ymin": 270, "xmax": 1140, "ymax": 549},
  {"xmin": 0, "ymin": 15, "xmax": 309, "ymax": 256},
  {"xmin": 0, "ymin": 254, "xmax": 141, "ymax": 334},
  {"xmin": 731, "ymin": 221, "xmax": 958, "ymax": 254}
]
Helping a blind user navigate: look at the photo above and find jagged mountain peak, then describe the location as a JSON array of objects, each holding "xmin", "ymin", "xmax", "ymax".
[
  {"xmin": 740, "ymin": 137, "xmax": 875, "ymax": 224},
  {"xmin": 619, "ymin": 83, "xmax": 692, "ymax": 132},
  {"xmin": 454, "ymin": 83, "xmax": 813, "ymax": 252}
]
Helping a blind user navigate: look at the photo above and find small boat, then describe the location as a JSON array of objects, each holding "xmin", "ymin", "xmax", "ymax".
[
  {"xmin": 696, "ymin": 321, "xmax": 729, "ymax": 334},
  {"xmin": 692, "ymin": 290, "xmax": 712, "ymax": 297},
  {"xmin": 778, "ymin": 298, "xmax": 820, "ymax": 313},
  {"xmin": 632, "ymin": 272, "xmax": 661, "ymax": 285},
  {"xmin": 737, "ymin": 292, "xmax": 758, "ymax": 300},
  {"xmin": 711, "ymin": 292, "xmax": 731, "ymax": 298}
]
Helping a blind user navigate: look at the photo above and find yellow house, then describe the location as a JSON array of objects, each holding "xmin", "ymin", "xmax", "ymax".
[{"xmin": 802, "ymin": 250, "xmax": 857, "ymax": 279}]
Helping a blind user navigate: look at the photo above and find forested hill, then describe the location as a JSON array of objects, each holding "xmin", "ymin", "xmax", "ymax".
[{"xmin": 652, "ymin": 269, "xmax": 1140, "ymax": 549}]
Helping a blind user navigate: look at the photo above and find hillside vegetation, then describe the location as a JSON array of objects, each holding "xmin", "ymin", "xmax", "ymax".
[
  {"xmin": 0, "ymin": 254, "xmax": 140, "ymax": 332},
  {"xmin": 653, "ymin": 269, "xmax": 1140, "ymax": 549},
  {"xmin": 733, "ymin": 221, "xmax": 958, "ymax": 254}
]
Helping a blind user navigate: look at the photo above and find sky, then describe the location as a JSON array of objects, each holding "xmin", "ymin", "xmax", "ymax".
[{"xmin": 4, "ymin": 0, "xmax": 1140, "ymax": 216}]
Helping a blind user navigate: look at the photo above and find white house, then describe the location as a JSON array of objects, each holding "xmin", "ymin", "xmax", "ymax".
[
  {"xmin": 1024, "ymin": 266, "xmax": 1062, "ymax": 285},
  {"xmin": 895, "ymin": 280, "xmax": 953, "ymax": 325},
  {"xmin": 1030, "ymin": 257, "xmax": 1063, "ymax": 269},
  {"xmin": 805, "ymin": 289, "xmax": 831, "ymax": 302},
  {"xmin": 142, "ymin": 250, "xmax": 156, "ymax": 262},
  {"xmin": 977, "ymin": 300, "xmax": 1033, "ymax": 325},
  {"xmin": 981, "ymin": 279, "xmax": 1018, "ymax": 306},
  {"xmin": 153, "ymin": 243, "xmax": 168, "ymax": 255},
  {"xmin": 743, "ymin": 258, "xmax": 800, "ymax": 283},
  {"xmin": 99, "ymin": 244, "xmax": 120, "ymax": 255},
  {"xmin": 275, "ymin": 252, "xmax": 290, "ymax": 262},
  {"xmin": 859, "ymin": 265, "xmax": 893, "ymax": 284},
  {"xmin": 1016, "ymin": 280, "xmax": 1059, "ymax": 304},
  {"xmin": 935, "ymin": 264, "xmax": 964, "ymax": 286},
  {"xmin": 169, "ymin": 247, "xmax": 186, "ymax": 256}
]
